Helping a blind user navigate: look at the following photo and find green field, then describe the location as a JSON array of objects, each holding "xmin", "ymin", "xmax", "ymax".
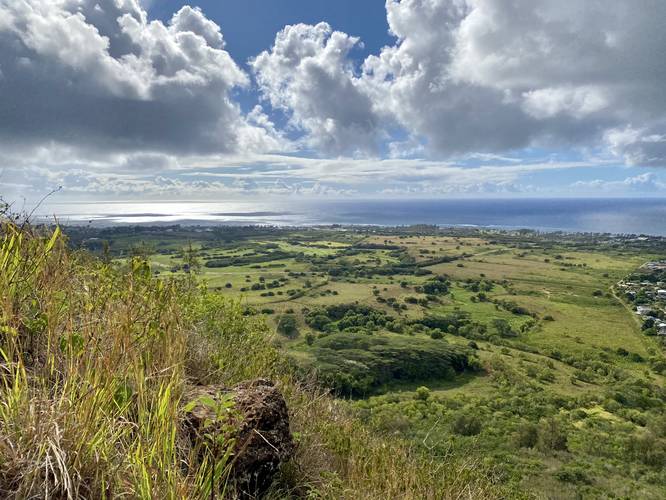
[{"xmin": 70, "ymin": 224, "xmax": 666, "ymax": 498}]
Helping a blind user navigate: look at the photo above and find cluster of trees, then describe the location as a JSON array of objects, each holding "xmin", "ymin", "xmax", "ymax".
[
  {"xmin": 416, "ymin": 312, "xmax": 492, "ymax": 340},
  {"xmin": 492, "ymin": 298, "xmax": 534, "ymax": 317},
  {"xmin": 325, "ymin": 261, "xmax": 433, "ymax": 279},
  {"xmin": 297, "ymin": 333, "xmax": 475, "ymax": 396},
  {"xmin": 415, "ymin": 275, "xmax": 450, "ymax": 295},
  {"xmin": 205, "ymin": 249, "xmax": 299, "ymax": 268},
  {"xmin": 462, "ymin": 278, "xmax": 494, "ymax": 293},
  {"xmin": 319, "ymin": 248, "xmax": 463, "ymax": 279},
  {"xmin": 304, "ymin": 303, "xmax": 396, "ymax": 334}
]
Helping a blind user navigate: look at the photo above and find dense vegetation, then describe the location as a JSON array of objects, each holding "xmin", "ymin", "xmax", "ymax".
[{"xmin": 295, "ymin": 333, "xmax": 475, "ymax": 396}]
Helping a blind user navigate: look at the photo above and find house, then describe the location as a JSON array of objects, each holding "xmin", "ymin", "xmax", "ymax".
[
  {"xmin": 658, "ymin": 324, "xmax": 666, "ymax": 336},
  {"xmin": 657, "ymin": 290, "xmax": 666, "ymax": 300},
  {"xmin": 636, "ymin": 306, "xmax": 653, "ymax": 316}
]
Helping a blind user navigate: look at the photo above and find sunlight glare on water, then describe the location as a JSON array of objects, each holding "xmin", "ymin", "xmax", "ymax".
[{"xmin": 35, "ymin": 198, "xmax": 666, "ymax": 236}]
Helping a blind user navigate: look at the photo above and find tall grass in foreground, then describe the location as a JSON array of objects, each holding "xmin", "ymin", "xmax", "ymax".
[
  {"xmin": 0, "ymin": 221, "xmax": 510, "ymax": 499},
  {"xmin": 0, "ymin": 222, "xmax": 247, "ymax": 498}
]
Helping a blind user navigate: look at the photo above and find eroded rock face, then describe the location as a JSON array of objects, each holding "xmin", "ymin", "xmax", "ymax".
[{"xmin": 183, "ymin": 379, "xmax": 294, "ymax": 498}]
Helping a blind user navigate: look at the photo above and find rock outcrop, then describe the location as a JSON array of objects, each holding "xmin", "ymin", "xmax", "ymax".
[{"xmin": 183, "ymin": 379, "xmax": 294, "ymax": 498}]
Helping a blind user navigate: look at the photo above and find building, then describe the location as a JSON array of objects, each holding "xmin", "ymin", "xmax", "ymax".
[{"xmin": 636, "ymin": 306, "xmax": 652, "ymax": 316}]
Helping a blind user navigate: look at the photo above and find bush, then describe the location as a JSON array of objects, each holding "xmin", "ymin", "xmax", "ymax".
[
  {"xmin": 515, "ymin": 423, "xmax": 538, "ymax": 448},
  {"xmin": 430, "ymin": 329, "xmax": 444, "ymax": 340},
  {"xmin": 627, "ymin": 432, "xmax": 666, "ymax": 468},
  {"xmin": 493, "ymin": 319, "xmax": 516, "ymax": 338},
  {"xmin": 537, "ymin": 417, "xmax": 569, "ymax": 452},
  {"xmin": 277, "ymin": 314, "xmax": 299, "ymax": 338},
  {"xmin": 451, "ymin": 414, "xmax": 482, "ymax": 436},
  {"xmin": 415, "ymin": 386, "xmax": 431, "ymax": 401},
  {"xmin": 555, "ymin": 466, "xmax": 591, "ymax": 484}
]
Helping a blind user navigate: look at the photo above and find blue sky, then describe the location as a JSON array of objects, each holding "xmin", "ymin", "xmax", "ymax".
[
  {"xmin": 1, "ymin": 0, "xmax": 666, "ymax": 204},
  {"xmin": 147, "ymin": 0, "xmax": 393, "ymax": 126},
  {"xmin": 148, "ymin": 1, "xmax": 393, "ymax": 68}
]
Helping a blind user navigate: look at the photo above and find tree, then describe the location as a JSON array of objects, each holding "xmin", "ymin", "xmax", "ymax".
[
  {"xmin": 307, "ymin": 313, "xmax": 331, "ymax": 331},
  {"xmin": 493, "ymin": 318, "xmax": 516, "ymax": 338},
  {"xmin": 277, "ymin": 314, "xmax": 299, "ymax": 338}
]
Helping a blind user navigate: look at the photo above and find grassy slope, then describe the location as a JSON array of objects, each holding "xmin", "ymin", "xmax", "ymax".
[
  {"xmin": 0, "ymin": 223, "xmax": 507, "ymax": 499},
  {"xmin": 68, "ymin": 225, "xmax": 666, "ymax": 497}
]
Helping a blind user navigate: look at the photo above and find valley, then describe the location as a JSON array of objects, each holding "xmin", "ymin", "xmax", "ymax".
[{"xmin": 67, "ymin": 224, "xmax": 666, "ymax": 499}]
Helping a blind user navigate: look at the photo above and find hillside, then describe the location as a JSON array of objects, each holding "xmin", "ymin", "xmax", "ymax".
[
  {"xmin": 62, "ymin": 223, "xmax": 666, "ymax": 498},
  {"xmin": 0, "ymin": 221, "xmax": 511, "ymax": 499}
]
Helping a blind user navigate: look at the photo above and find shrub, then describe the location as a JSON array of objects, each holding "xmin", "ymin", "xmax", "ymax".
[
  {"xmin": 493, "ymin": 319, "xmax": 516, "ymax": 338},
  {"xmin": 451, "ymin": 414, "xmax": 482, "ymax": 436},
  {"xmin": 277, "ymin": 314, "xmax": 299, "ymax": 338},
  {"xmin": 415, "ymin": 386, "xmax": 431, "ymax": 401},
  {"xmin": 430, "ymin": 329, "xmax": 444, "ymax": 340},
  {"xmin": 515, "ymin": 423, "xmax": 538, "ymax": 448},
  {"xmin": 537, "ymin": 417, "xmax": 569, "ymax": 452},
  {"xmin": 538, "ymin": 369, "xmax": 556, "ymax": 383},
  {"xmin": 555, "ymin": 466, "xmax": 591, "ymax": 484}
]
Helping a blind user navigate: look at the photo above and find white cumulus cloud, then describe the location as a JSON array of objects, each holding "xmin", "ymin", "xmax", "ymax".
[
  {"xmin": 250, "ymin": 0, "xmax": 666, "ymax": 165},
  {"xmin": 0, "ymin": 0, "xmax": 280, "ymax": 156},
  {"xmin": 250, "ymin": 22, "xmax": 382, "ymax": 156}
]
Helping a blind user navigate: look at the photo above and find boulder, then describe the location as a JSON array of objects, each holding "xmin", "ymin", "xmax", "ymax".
[{"xmin": 183, "ymin": 379, "xmax": 294, "ymax": 497}]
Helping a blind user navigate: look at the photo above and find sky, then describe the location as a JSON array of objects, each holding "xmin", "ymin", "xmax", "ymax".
[{"xmin": 1, "ymin": 0, "xmax": 666, "ymax": 205}]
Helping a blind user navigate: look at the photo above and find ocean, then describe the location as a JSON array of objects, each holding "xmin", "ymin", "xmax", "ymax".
[{"xmin": 37, "ymin": 198, "xmax": 666, "ymax": 236}]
